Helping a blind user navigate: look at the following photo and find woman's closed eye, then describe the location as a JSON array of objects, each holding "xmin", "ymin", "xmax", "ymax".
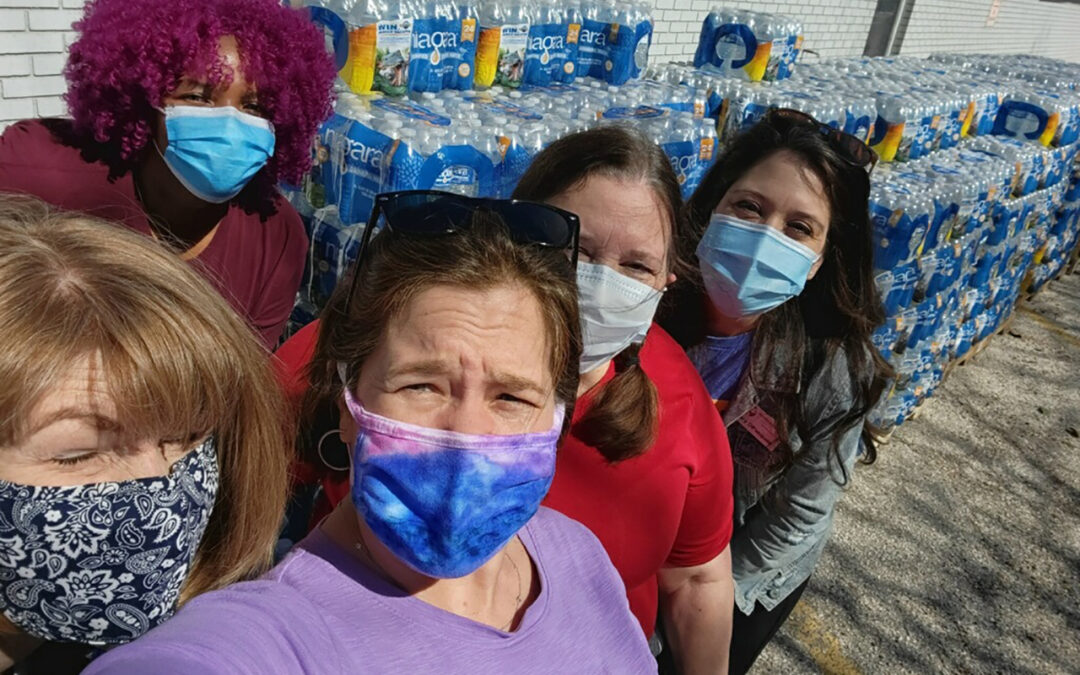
[
  {"xmin": 401, "ymin": 383, "xmax": 440, "ymax": 395},
  {"xmin": 622, "ymin": 260, "xmax": 656, "ymax": 277},
  {"xmin": 53, "ymin": 451, "xmax": 99, "ymax": 467}
]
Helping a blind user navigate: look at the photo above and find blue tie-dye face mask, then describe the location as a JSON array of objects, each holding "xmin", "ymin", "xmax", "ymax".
[{"xmin": 341, "ymin": 387, "xmax": 563, "ymax": 579}]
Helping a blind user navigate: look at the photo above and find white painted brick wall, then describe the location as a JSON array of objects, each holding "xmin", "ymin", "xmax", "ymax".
[
  {"xmin": 4, "ymin": 0, "xmax": 1080, "ymax": 131},
  {"xmin": 0, "ymin": 0, "xmax": 79, "ymax": 131},
  {"xmin": 650, "ymin": 0, "xmax": 880, "ymax": 63},
  {"xmin": 898, "ymin": 0, "xmax": 1080, "ymax": 63}
]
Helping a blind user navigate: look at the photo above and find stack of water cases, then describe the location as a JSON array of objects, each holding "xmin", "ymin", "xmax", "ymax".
[
  {"xmin": 304, "ymin": 0, "xmax": 655, "ymax": 96},
  {"xmin": 284, "ymin": 78, "xmax": 719, "ymax": 328},
  {"xmin": 282, "ymin": 4, "xmax": 1080, "ymax": 438}
]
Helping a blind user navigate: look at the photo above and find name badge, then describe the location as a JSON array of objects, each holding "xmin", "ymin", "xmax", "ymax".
[{"xmin": 737, "ymin": 406, "xmax": 780, "ymax": 452}]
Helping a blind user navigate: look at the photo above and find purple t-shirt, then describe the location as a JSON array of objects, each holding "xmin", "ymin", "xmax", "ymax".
[
  {"xmin": 688, "ymin": 332, "xmax": 755, "ymax": 403},
  {"xmin": 84, "ymin": 507, "xmax": 657, "ymax": 675}
]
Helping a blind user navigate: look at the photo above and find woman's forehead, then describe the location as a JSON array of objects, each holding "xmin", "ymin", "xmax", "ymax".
[
  {"xmin": 378, "ymin": 284, "xmax": 553, "ymax": 386},
  {"xmin": 22, "ymin": 355, "xmax": 119, "ymax": 436},
  {"xmin": 554, "ymin": 176, "xmax": 671, "ymax": 255},
  {"xmin": 731, "ymin": 152, "xmax": 830, "ymax": 218}
]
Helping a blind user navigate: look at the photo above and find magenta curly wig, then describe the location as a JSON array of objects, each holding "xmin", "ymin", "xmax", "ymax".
[{"xmin": 64, "ymin": 0, "xmax": 336, "ymax": 210}]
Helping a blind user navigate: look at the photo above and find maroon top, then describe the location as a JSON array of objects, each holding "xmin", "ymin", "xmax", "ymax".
[{"xmin": 0, "ymin": 119, "xmax": 307, "ymax": 348}]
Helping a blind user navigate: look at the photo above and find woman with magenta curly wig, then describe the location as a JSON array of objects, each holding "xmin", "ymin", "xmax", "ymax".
[{"xmin": 0, "ymin": 0, "xmax": 336, "ymax": 348}]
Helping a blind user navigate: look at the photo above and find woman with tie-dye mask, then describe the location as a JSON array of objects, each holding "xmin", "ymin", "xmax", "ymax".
[
  {"xmin": 86, "ymin": 193, "xmax": 657, "ymax": 674},
  {"xmin": 0, "ymin": 196, "xmax": 290, "ymax": 673}
]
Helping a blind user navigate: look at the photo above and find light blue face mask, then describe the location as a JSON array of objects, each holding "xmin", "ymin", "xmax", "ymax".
[
  {"xmin": 158, "ymin": 106, "xmax": 276, "ymax": 204},
  {"xmin": 697, "ymin": 213, "xmax": 821, "ymax": 319}
]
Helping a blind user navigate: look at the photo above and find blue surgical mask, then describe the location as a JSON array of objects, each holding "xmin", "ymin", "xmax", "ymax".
[
  {"xmin": 158, "ymin": 106, "xmax": 275, "ymax": 204},
  {"xmin": 341, "ymin": 385, "xmax": 563, "ymax": 579},
  {"xmin": 0, "ymin": 439, "xmax": 219, "ymax": 645},
  {"xmin": 697, "ymin": 213, "xmax": 820, "ymax": 318}
]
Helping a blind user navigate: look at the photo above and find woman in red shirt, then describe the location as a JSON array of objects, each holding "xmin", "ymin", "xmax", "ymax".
[
  {"xmin": 512, "ymin": 126, "xmax": 735, "ymax": 674},
  {"xmin": 0, "ymin": 0, "xmax": 336, "ymax": 347}
]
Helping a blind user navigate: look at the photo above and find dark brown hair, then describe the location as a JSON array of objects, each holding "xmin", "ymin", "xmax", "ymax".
[
  {"xmin": 305, "ymin": 210, "xmax": 581, "ymax": 441},
  {"xmin": 661, "ymin": 118, "xmax": 893, "ymax": 479},
  {"xmin": 512, "ymin": 125, "xmax": 686, "ymax": 463}
]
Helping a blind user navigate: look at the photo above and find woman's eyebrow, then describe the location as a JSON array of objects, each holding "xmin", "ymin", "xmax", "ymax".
[
  {"xmin": 30, "ymin": 409, "xmax": 121, "ymax": 435},
  {"xmin": 489, "ymin": 371, "xmax": 547, "ymax": 397},
  {"xmin": 791, "ymin": 210, "xmax": 825, "ymax": 229}
]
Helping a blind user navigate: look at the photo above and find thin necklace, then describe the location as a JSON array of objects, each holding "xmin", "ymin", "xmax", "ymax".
[
  {"xmin": 500, "ymin": 545, "xmax": 524, "ymax": 632},
  {"xmin": 354, "ymin": 531, "xmax": 524, "ymax": 631}
]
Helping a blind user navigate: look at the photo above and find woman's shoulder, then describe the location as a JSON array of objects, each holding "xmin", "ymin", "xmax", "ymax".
[
  {"xmin": 640, "ymin": 324, "xmax": 726, "ymax": 437},
  {"xmin": 1, "ymin": 118, "xmax": 65, "ymax": 147},
  {"xmin": 0, "ymin": 119, "xmax": 93, "ymax": 174},
  {"xmin": 226, "ymin": 191, "xmax": 306, "ymax": 245},
  {"xmin": 640, "ymin": 324, "xmax": 712, "ymax": 396},
  {"xmin": 83, "ymin": 553, "xmax": 341, "ymax": 674},
  {"xmin": 804, "ymin": 341, "xmax": 873, "ymax": 407},
  {"xmin": 527, "ymin": 507, "xmax": 629, "ymax": 596},
  {"xmin": 528, "ymin": 507, "xmax": 612, "ymax": 566}
]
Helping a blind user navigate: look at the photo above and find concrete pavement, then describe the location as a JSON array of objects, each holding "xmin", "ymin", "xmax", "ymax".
[{"xmin": 753, "ymin": 270, "xmax": 1080, "ymax": 674}]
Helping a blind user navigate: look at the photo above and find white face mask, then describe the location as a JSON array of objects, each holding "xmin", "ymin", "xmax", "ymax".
[{"xmin": 576, "ymin": 262, "xmax": 663, "ymax": 374}]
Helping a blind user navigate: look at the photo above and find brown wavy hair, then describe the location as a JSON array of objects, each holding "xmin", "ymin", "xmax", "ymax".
[
  {"xmin": 0, "ymin": 194, "xmax": 291, "ymax": 603},
  {"xmin": 304, "ymin": 210, "xmax": 581, "ymax": 444},
  {"xmin": 661, "ymin": 118, "xmax": 892, "ymax": 476},
  {"xmin": 512, "ymin": 125, "xmax": 686, "ymax": 463}
]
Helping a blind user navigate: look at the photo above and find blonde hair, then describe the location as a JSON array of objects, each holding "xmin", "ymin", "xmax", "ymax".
[{"xmin": 0, "ymin": 194, "xmax": 291, "ymax": 603}]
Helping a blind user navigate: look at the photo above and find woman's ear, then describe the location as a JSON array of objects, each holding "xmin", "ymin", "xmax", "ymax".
[
  {"xmin": 807, "ymin": 255, "xmax": 825, "ymax": 280},
  {"xmin": 336, "ymin": 394, "xmax": 358, "ymax": 446}
]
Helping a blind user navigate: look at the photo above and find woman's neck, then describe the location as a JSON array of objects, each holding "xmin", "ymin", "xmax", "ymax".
[
  {"xmin": 576, "ymin": 361, "xmax": 610, "ymax": 398},
  {"xmin": 134, "ymin": 149, "xmax": 228, "ymax": 252},
  {"xmin": 321, "ymin": 501, "xmax": 537, "ymax": 631},
  {"xmin": 703, "ymin": 296, "xmax": 759, "ymax": 337}
]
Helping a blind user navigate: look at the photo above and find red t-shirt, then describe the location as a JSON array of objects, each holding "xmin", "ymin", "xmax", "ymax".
[
  {"xmin": 543, "ymin": 325, "xmax": 734, "ymax": 636},
  {"xmin": 274, "ymin": 321, "xmax": 734, "ymax": 637},
  {"xmin": 0, "ymin": 119, "xmax": 308, "ymax": 348}
]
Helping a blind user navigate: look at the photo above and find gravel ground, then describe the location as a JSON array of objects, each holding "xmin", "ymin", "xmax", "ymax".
[{"xmin": 753, "ymin": 269, "xmax": 1080, "ymax": 675}]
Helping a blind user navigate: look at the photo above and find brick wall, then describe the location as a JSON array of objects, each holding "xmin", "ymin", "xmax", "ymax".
[
  {"xmin": 0, "ymin": 0, "xmax": 81, "ymax": 131},
  {"xmin": 4, "ymin": 0, "xmax": 1080, "ymax": 131},
  {"xmin": 898, "ymin": 0, "xmax": 1080, "ymax": 62},
  {"xmin": 649, "ymin": 0, "xmax": 879, "ymax": 63}
]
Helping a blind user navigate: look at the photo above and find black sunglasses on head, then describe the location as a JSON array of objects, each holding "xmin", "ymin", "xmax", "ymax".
[
  {"xmin": 765, "ymin": 108, "xmax": 878, "ymax": 173},
  {"xmin": 343, "ymin": 190, "xmax": 581, "ymax": 311}
]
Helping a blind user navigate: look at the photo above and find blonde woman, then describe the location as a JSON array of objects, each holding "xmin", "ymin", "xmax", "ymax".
[{"xmin": 0, "ymin": 195, "xmax": 291, "ymax": 673}]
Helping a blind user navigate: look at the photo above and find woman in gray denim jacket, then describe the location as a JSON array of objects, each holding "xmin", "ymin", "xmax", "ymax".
[{"xmin": 662, "ymin": 110, "xmax": 892, "ymax": 675}]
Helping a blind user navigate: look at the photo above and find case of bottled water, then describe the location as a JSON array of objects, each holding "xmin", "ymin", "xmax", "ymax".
[{"xmin": 694, "ymin": 7, "xmax": 802, "ymax": 82}]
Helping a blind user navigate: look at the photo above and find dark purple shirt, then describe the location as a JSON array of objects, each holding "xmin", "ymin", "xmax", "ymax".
[{"xmin": 0, "ymin": 119, "xmax": 307, "ymax": 347}]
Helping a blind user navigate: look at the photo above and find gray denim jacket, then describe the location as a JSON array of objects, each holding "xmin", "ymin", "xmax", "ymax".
[{"xmin": 723, "ymin": 342, "xmax": 865, "ymax": 614}]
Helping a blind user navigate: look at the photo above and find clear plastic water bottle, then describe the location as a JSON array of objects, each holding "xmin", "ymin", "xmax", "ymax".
[
  {"xmin": 475, "ymin": 0, "xmax": 532, "ymax": 90},
  {"xmin": 338, "ymin": 0, "xmax": 415, "ymax": 96}
]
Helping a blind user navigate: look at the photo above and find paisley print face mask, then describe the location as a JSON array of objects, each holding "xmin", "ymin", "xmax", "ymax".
[{"xmin": 0, "ymin": 439, "xmax": 219, "ymax": 645}]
